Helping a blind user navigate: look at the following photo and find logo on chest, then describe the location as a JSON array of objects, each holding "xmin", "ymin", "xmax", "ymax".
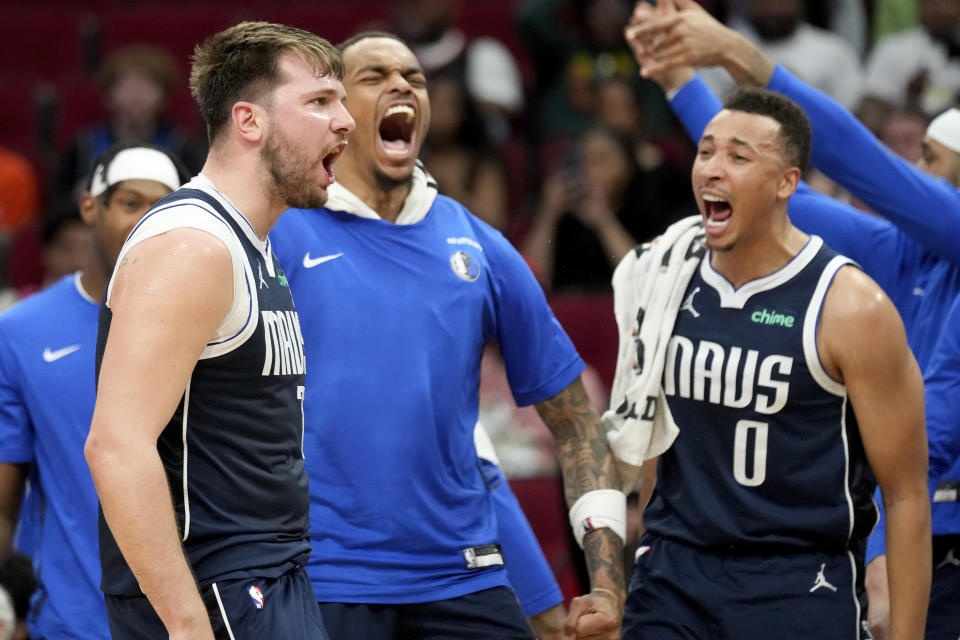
[
  {"xmin": 664, "ymin": 336, "xmax": 793, "ymax": 414},
  {"xmin": 450, "ymin": 250, "xmax": 481, "ymax": 282}
]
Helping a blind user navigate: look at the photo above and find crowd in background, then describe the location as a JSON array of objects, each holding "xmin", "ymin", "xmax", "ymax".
[{"xmin": 0, "ymin": 0, "xmax": 958, "ymax": 621}]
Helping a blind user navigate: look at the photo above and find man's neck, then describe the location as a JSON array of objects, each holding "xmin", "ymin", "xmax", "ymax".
[
  {"xmin": 78, "ymin": 254, "xmax": 108, "ymax": 302},
  {"xmin": 709, "ymin": 217, "xmax": 808, "ymax": 288},
  {"xmin": 200, "ymin": 151, "xmax": 278, "ymax": 240},
  {"xmin": 337, "ymin": 168, "xmax": 412, "ymax": 224}
]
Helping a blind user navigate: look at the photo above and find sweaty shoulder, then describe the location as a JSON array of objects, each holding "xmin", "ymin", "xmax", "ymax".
[{"xmin": 817, "ymin": 264, "xmax": 905, "ymax": 383}]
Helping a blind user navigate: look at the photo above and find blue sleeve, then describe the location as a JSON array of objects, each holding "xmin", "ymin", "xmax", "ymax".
[
  {"xmin": 768, "ymin": 65, "xmax": 960, "ymax": 265},
  {"xmin": 0, "ymin": 327, "xmax": 34, "ymax": 463},
  {"xmin": 481, "ymin": 458, "xmax": 564, "ymax": 617},
  {"xmin": 487, "ymin": 234, "xmax": 585, "ymax": 406},
  {"xmin": 669, "ymin": 75, "xmax": 916, "ymax": 303},
  {"xmin": 925, "ymin": 295, "xmax": 960, "ymax": 481}
]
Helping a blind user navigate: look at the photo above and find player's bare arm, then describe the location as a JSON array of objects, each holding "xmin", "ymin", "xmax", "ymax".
[
  {"xmin": 0, "ymin": 463, "xmax": 27, "ymax": 562},
  {"xmin": 818, "ymin": 266, "xmax": 931, "ymax": 640},
  {"xmin": 535, "ymin": 377, "xmax": 623, "ymax": 639},
  {"xmin": 86, "ymin": 228, "xmax": 233, "ymax": 640}
]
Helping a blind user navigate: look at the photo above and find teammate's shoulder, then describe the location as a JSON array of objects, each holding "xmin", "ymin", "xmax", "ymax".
[{"xmin": 0, "ymin": 276, "xmax": 76, "ymax": 327}]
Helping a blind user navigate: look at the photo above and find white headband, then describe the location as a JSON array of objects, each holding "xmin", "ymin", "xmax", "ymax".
[
  {"xmin": 926, "ymin": 108, "xmax": 960, "ymax": 155},
  {"xmin": 89, "ymin": 147, "xmax": 182, "ymax": 197}
]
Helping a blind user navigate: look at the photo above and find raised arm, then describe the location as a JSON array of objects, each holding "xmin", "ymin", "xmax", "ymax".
[
  {"xmin": 85, "ymin": 229, "xmax": 233, "ymax": 640},
  {"xmin": 535, "ymin": 377, "xmax": 624, "ymax": 639},
  {"xmin": 820, "ymin": 266, "xmax": 931, "ymax": 640},
  {"xmin": 630, "ymin": 0, "xmax": 960, "ymax": 264},
  {"xmin": 924, "ymin": 294, "xmax": 960, "ymax": 482}
]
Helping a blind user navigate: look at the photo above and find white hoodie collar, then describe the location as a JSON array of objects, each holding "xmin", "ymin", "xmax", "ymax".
[{"xmin": 324, "ymin": 162, "xmax": 439, "ymax": 225}]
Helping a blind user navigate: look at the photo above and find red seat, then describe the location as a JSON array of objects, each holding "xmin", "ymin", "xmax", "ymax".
[
  {"xmin": 0, "ymin": 83, "xmax": 40, "ymax": 159},
  {"xmin": 100, "ymin": 7, "xmax": 233, "ymax": 70},
  {"xmin": 548, "ymin": 292, "xmax": 618, "ymax": 389},
  {"xmin": 0, "ymin": 8, "xmax": 89, "ymax": 82}
]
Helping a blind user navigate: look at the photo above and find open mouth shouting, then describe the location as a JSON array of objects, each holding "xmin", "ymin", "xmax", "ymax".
[
  {"xmin": 322, "ymin": 141, "xmax": 348, "ymax": 185},
  {"xmin": 378, "ymin": 104, "xmax": 416, "ymax": 159},
  {"xmin": 702, "ymin": 193, "xmax": 732, "ymax": 233}
]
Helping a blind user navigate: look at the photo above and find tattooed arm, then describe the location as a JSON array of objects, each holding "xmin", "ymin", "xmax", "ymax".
[{"xmin": 535, "ymin": 376, "xmax": 624, "ymax": 640}]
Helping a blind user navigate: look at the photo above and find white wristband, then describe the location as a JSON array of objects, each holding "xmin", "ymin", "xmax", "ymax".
[{"xmin": 568, "ymin": 489, "xmax": 627, "ymax": 548}]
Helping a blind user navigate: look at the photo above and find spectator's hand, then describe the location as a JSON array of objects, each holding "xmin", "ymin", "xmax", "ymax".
[
  {"xmin": 865, "ymin": 555, "xmax": 891, "ymax": 640},
  {"xmin": 529, "ymin": 603, "xmax": 567, "ymax": 639},
  {"xmin": 540, "ymin": 170, "xmax": 580, "ymax": 222},
  {"xmin": 574, "ymin": 186, "xmax": 617, "ymax": 230},
  {"xmin": 563, "ymin": 589, "xmax": 622, "ymax": 639}
]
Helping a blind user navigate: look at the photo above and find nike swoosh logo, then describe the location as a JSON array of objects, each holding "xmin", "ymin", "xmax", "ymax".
[
  {"xmin": 303, "ymin": 252, "xmax": 343, "ymax": 268},
  {"xmin": 43, "ymin": 344, "xmax": 81, "ymax": 362}
]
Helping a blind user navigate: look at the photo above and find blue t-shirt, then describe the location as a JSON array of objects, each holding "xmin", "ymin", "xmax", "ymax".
[
  {"xmin": 271, "ymin": 195, "xmax": 584, "ymax": 603},
  {"xmin": 0, "ymin": 274, "xmax": 110, "ymax": 640},
  {"xmin": 670, "ymin": 69, "xmax": 960, "ymax": 558}
]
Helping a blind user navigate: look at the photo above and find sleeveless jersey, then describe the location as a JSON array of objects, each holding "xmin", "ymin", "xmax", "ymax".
[
  {"xmin": 95, "ymin": 184, "xmax": 310, "ymax": 596},
  {"xmin": 645, "ymin": 236, "xmax": 878, "ymax": 551}
]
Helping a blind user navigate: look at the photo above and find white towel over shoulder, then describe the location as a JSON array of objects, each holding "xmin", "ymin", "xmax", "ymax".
[{"xmin": 603, "ymin": 215, "xmax": 705, "ymax": 492}]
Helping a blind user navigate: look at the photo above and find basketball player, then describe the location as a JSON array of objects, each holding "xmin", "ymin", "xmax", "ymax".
[
  {"xmin": 0, "ymin": 144, "xmax": 185, "ymax": 640},
  {"xmin": 616, "ymin": 88, "xmax": 930, "ymax": 639},
  {"xmin": 84, "ymin": 22, "xmax": 354, "ymax": 639},
  {"xmin": 626, "ymin": 3, "xmax": 960, "ymax": 636},
  {"xmin": 269, "ymin": 32, "xmax": 623, "ymax": 639}
]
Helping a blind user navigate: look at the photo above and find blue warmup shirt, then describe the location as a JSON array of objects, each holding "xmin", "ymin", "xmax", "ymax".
[
  {"xmin": 271, "ymin": 194, "xmax": 584, "ymax": 604},
  {"xmin": 0, "ymin": 274, "xmax": 110, "ymax": 640},
  {"xmin": 670, "ymin": 67, "xmax": 960, "ymax": 558}
]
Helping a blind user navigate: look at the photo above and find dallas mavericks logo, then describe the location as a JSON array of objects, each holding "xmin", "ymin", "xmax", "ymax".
[
  {"xmin": 450, "ymin": 250, "xmax": 481, "ymax": 282},
  {"xmin": 247, "ymin": 584, "xmax": 264, "ymax": 609}
]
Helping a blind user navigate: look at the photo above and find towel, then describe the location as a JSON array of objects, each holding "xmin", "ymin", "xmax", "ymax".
[{"xmin": 603, "ymin": 215, "xmax": 706, "ymax": 492}]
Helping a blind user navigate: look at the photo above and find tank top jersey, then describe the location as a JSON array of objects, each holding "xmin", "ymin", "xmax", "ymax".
[
  {"xmin": 95, "ymin": 179, "xmax": 310, "ymax": 596},
  {"xmin": 645, "ymin": 235, "xmax": 878, "ymax": 552}
]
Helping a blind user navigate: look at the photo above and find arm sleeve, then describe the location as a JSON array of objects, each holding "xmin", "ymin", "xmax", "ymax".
[
  {"xmin": 669, "ymin": 74, "xmax": 915, "ymax": 300},
  {"xmin": 488, "ymin": 237, "xmax": 585, "ymax": 406},
  {"xmin": 924, "ymin": 296, "xmax": 960, "ymax": 481},
  {"xmin": 0, "ymin": 332, "xmax": 34, "ymax": 463},
  {"xmin": 480, "ymin": 457, "xmax": 564, "ymax": 617},
  {"xmin": 768, "ymin": 64, "xmax": 960, "ymax": 265}
]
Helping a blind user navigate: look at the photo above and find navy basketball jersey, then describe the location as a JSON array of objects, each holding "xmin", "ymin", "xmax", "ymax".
[
  {"xmin": 95, "ymin": 184, "xmax": 311, "ymax": 595},
  {"xmin": 645, "ymin": 236, "xmax": 878, "ymax": 551}
]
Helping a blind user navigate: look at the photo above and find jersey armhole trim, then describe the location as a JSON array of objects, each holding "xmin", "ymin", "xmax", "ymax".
[{"xmin": 802, "ymin": 255, "xmax": 852, "ymax": 396}]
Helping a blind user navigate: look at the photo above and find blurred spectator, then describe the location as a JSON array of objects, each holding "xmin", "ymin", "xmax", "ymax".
[
  {"xmin": 595, "ymin": 76, "xmax": 694, "ymax": 209},
  {"xmin": 863, "ymin": 0, "xmax": 960, "ymax": 116},
  {"xmin": 0, "ymin": 553, "xmax": 35, "ymax": 640},
  {"xmin": 522, "ymin": 126, "xmax": 685, "ymax": 291},
  {"xmin": 39, "ymin": 205, "xmax": 90, "ymax": 292},
  {"xmin": 421, "ymin": 73, "xmax": 511, "ymax": 231},
  {"xmin": 518, "ymin": 0, "xmax": 644, "ymax": 139},
  {"xmin": 0, "ymin": 148, "xmax": 40, "ymax": 237},
  {"xmin": 53, "ymin": 44, "xmax": 204, "ymax": 204},
  {"xmin": 392, "ymin": 0, "xmax": 524, "ymax": 143},
  {"xmin": 880, "ymin": 106, "xmax": 930, "ymax": 163},
  {"xmin": 0, "ymin": 147, "xmax": 40, "ymax": 311},
  {"xmin": 701, "ymin": 0, "xmax": 863, "ymax": 109}
]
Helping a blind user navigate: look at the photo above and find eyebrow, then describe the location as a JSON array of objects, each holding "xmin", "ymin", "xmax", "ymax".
[
  {"xmin": 700, "ymin": 134, "xmax": 755, "ymax": 152},
  {"xmin": 354, "ymin": 64, "xmax": 425, "ymax": 77}
]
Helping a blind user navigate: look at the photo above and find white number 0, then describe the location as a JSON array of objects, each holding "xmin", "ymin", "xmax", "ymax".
[{"xmin": 733, "ymin": 420, "xmax": 768, "ymax": 487}]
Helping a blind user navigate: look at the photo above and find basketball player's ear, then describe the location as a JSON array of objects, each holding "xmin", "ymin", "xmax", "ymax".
[
  {"xmin": 79, "ymin": 193, "xmax": 100, "ymax": 226},
  {"xmin": 232, "ymin": 101, "xmax": 264, "ymax": 143},
  {"xmin": 776, "ymin": 165, "xmax": 802, "ymax": 201}
]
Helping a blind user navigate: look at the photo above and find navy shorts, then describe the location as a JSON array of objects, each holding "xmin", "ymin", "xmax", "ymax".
[
  {"xmin": 105, "ymin": 565, "xmax": 327, "ymax": 640},
  {"xmin": 927, "ymin": 534, "xmax": 960, "ymax": 640},
  {"xmin": 318, "ymin": 586, "xmax": 535, "ymax": 640},
  {"xmin": 623, "ymin": 533, "xmax": 871, "ymax": 639}
]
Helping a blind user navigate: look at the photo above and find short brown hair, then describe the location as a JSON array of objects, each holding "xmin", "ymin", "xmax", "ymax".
[
  {"xmin": 98, "ymin": 44, "xmax": 178, "ymax": 98},
  {"xmin": 190, "ymin": 21, "xmax": 344, "ymax": 143}
]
